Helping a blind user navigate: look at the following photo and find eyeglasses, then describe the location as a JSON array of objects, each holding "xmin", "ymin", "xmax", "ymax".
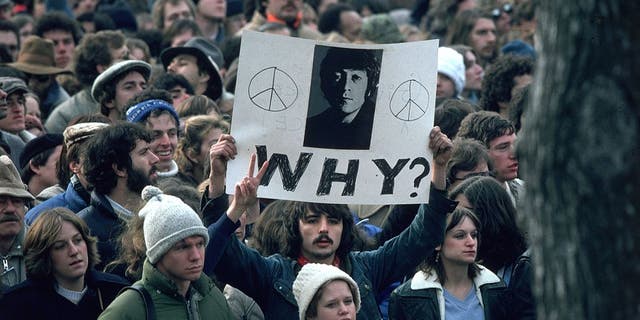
[{"xmin": 492, "ymin": 3, "xmax": 513, "ymax": 19}]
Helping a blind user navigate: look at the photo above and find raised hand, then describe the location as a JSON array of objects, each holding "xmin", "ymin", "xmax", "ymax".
[{"xmin": 227, "ymin": 153, "xmax": 268, "ymax": 223}]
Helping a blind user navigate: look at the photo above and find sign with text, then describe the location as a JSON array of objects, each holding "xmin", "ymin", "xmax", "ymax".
[{"xmin": 226, "ymin": 31, "xmax": 438, "ymax": 204}]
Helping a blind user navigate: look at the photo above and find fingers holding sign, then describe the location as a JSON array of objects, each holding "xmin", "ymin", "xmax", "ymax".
[{"xmin": 208, "ymin": 134, "xmax": 238, "ymax": 198}]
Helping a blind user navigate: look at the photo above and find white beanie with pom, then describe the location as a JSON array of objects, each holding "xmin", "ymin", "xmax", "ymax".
[
  {"xmin": 140, "ymin": 185, "xmax": 209, "ymax": 264},
  {"xmin": 292, "ymin": 263, "xmax": 361, "ymax": 320}
]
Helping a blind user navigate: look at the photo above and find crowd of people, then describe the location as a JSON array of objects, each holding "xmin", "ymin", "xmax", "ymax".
[{"xmin": 0, "ymin": 0, "xmax": 537, "ymax": 319}]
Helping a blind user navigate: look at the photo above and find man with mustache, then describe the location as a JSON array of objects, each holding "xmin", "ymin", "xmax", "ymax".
[
  {"xmin": 304, "ymin": 46, "xmax": 381, "ymax": 150},
  {"xmin": 206, "ymin": 127, "xmax": 457, "ymax": 319},
  {"xmin": 0, "ymin": 154, "xmax": 35, "ymax": 294},
  {"xmin": 78, "ymin": 122, "xmax": 159, "ymax": 271},
  {"xmin": 99, "ymin": 186, "xmax": 233, "ymax": 319}
]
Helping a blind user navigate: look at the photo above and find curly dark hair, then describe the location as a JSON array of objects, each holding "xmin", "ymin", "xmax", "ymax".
[
  {"xmin": 479, "ymin": 54, "xmax": 534, "ymax": 112},
  {"xmin": 33, "ymin": 11, "xmax": 82, "ymax": 45},
  {"xmin": 509, "ymin": 84, "xmax": 530, "ymax": 133},
  {"xmin": 457, "ymin": 110, "xmax": 514, "ymax": 148},
  {"xmin": 74, "ymin": 30, "xmax": 126, "ymax": 86},
  {"xmin": 82, "ymin": 122, "xmax": 153, "ymax": 195},
  {"xmin": 281, "ymin": 201, "xmax": 355, "ymax": 261}
]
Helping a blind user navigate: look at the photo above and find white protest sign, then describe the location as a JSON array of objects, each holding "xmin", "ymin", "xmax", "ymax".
[{"xmin": 226, "ymin": 31, "xmax": 438, "ymax": 204}]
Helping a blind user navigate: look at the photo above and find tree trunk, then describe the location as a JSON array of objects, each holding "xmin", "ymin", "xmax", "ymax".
[{"xmin": 520, "ymin": 0, "xmax": 640, "ymax": 319}]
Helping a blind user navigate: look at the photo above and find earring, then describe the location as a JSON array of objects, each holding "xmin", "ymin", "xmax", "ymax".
[{"xmin": 435, "ymin": 251, "xmax": 440, "ymax": 263}]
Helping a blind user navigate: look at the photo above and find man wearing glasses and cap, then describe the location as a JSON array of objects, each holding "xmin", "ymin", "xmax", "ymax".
[
  {"xmin": 0, "ymin": 155, "xmax": 34, "ymax": 295},
  {"xmin": 0, "ymin": 76, "xmax": 29, "ymax": 166}
]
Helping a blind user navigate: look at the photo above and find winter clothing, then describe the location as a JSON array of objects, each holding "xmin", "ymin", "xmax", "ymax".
[
  {"xmin": 25, "ymin": 175, "xmax": 91, "ymax": 225},
  {"xmin": 438, "ymin": 47, "xmax": 466, "ymax": 97},
  {"xmin": 78, "ymin": 192, "xmax": 128, "ymax": 271},
  {"xmin": 0, "ymin": 131, "xmax": 25, "ymax": 168},
  {"xmin": 139, "ymin": 186, "xmax": 209, "ymax": 264},
  {"xmin": 389, "ymin": 266, "xmax": 510, "ymax": 320},
  {"xmin": 98, "ymin": 259, "xmax": 233, "ymax": 320},
  {"xmin": 125, "ymin": 99, "xmax": 180, "ymax": 128},
  {"xmin": 92, "ymin": 60, "xmax": 151, "ymax": 102},
  {"xmin": 0, "ymin": 155, "xmax": 34, "ymax": 200},
  {"xmin": 207, "ymin": 187, "xmax": 457, "ymax": 320},
  {"xmin": 45, "ymin": 89, "xmax": 100, "ymax": 134},
  {"xmin": 498, "ymin": 249, "xmax": 536, "ymax": 320},
  {"xmin": 0, "ymin": 269, "xmax": 128, "ymax": 319},
  {"xmin": 0, "ymin": 227, "xmax": 27, "ymax": 294},
  {"xmin": 293, "ymin": 263, "xmax": 361, "ymax": 320}
]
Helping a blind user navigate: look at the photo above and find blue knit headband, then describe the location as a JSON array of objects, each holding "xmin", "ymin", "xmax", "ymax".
[{"xmin": 126, "ymin": 99, "xmax": 180, "ymax": 128}]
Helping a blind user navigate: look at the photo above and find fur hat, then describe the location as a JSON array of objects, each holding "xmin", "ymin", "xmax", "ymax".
[
  {"xmin": 293, "ymin": 263, "xmax": 361, "ymax": 320},
  {"xmin": 0, "ymin": 155, "xmax": 34, "ymax": 200},
  {"xmin": 140, "ymin": 186, "xmax": 209, "ymax": 264},
  {"xmin": 438, "ymin": 46, "xmax": 466, "ymax": 97}
]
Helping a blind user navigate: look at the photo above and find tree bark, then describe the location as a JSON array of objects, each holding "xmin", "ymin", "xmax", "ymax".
[{"xmin": 520, "ymin": 0, "xmax": 640, "ymax": 319}]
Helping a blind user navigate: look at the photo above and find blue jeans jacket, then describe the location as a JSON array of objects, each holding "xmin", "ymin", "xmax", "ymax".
[{"xmin": 206, "ymin": 188, "xmax": 456, "ymax": 320}]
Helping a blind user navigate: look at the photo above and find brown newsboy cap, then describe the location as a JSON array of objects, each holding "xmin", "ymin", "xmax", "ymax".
[
  {"xmin": 0, "ymin": 155, "xmax": 35, "ymax": 200},
  {"xmin": 7, "ymin": 36, "xmax": 72, "ymax": 75}
]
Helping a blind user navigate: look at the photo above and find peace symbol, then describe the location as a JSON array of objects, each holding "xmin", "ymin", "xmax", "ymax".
[
  {"xmin": 389, "ymin": 79, "xmax": 430, "ymax": 121},
  {"xmin": 248, "ymin": 67, "xmax": 298, "ymax": 112}
]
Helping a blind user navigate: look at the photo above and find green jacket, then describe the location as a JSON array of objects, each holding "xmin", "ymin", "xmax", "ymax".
[{"xmin": 99, "ymin": 259, "xmax": 232, "ymax": 320}]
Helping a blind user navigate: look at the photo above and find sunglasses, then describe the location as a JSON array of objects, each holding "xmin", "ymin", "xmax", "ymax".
[{"xmin": 492, "ymin": 3, "xmax": 513, "ymax": 19}]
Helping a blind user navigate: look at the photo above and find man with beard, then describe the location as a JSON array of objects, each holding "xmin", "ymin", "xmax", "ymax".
[
  {"xmin": 304, "ymin": 46, "xmax": 381, "ymax": 150},
  {"xmin": 0, "ymin": 155, "xmax": 35, "ymax": 294},
  {"xmin": 446, "ymin": 9, "xmax": 498, "ymax": 69},
  {"xmin": 78, "ymin": 122, "xmax": 159, "ymax": 271},
  {"xmin": 125, "ymin": 89, "xmax": 181, "ymax": 181}
]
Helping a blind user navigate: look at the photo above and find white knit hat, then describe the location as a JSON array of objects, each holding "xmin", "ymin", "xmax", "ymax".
[
  {"xmin": 292, "ymin": 263, "xmax": 361, "ymax": 320},
  {"xmin": 437, "ymin": 46, "xmax": 466, "ymax": 97},
  {"xmin": 140, "ymin": 186, "xmax": 209, "ymax": 264}
]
